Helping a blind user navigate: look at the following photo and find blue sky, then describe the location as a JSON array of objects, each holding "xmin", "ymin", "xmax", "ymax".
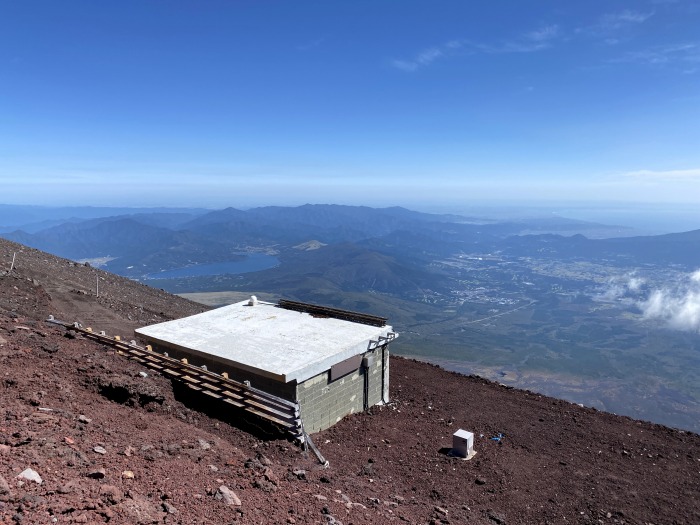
[{"xmin": 1, "ymin": 1, "xmax": 699, "ymax": 209}]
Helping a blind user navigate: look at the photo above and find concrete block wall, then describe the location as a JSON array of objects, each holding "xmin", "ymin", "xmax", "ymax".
[
  {"xmin": 147, "ymin": 339, "xmax": 391, "ymax": 434},
  {"xmin": 297, "ymin": 347, "xmax": 389, "ymax": 433}
]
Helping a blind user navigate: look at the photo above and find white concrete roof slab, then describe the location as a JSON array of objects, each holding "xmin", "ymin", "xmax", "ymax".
[{"xmin": 135, "ymin": 300, "xmax": 394, "ymax": 383}]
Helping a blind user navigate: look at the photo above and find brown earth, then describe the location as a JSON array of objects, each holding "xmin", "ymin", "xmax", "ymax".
[{"xmin": 1, "ymin": 238, "xmax": 699, "ymax": 525}]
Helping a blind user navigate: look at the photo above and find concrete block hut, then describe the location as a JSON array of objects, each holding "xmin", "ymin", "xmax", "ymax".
[{"xmin": 135, "ymin": 298, "xmax": 397, "ymax": 433}]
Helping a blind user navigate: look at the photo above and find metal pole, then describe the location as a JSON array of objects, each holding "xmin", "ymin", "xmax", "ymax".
[{"xmin": 9, "ymin": 252, "xmax": 16, "ymax": 273}]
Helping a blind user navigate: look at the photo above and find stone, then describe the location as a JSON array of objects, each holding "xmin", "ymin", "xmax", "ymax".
[
  {"xmin": 163, "ymin": 443, "xmax": 181, "ymax": 456},
  {"xmin": 88, "ymin": 468, "xmax": 106, "ymax": 479},
  {"xmin": 17, "ymin": 468, "xmax": 42, "ymax": 484},
  {"xmin": 40, "ymin": 343, "xmax": 59, "ymax": 354},
  {"xmin": 0, "ymin": 444, "xmax": 10, "ymax": 454},
  {"xmin": 57, "ymin": 479, "xmax": 81, "ymax": 494},
  {"xmin": 116, "ymin": 491, "xmax": 163, "ymax": 524},
  {"xmin": 121, "ymin": 446, "xmax": 136, "ymax": 457},
  {"xmin": 0, "ymin": 475, "xmax": 12, "ymax": 500},
  {"xmin": 216, "ymin": 485, "xmax": 241, "ymax": 506},
  {"xmin": 100, "ymin": 485, "xmax": 124, "ymax": 505},
  {"xmin": 138, "ymin": 372, "xmax": 148, "ymax": 378},
  {"xmin": 143, "ymin": 449, "xmax": 163, "ymax": 461},
  {"xmin": 93, "ymin": 446, "xmax": 107, "ymax": 455},
  {"xmin": 263, "ymin": 467, "xmax": 278, "ymax": 484},
  {"xmin": 162, "ymin": 502, "xmax": 177, "ymax": 514},
  {"xmin": 253, "ymin": 477, "xmax": 277, "ymax": 492},
  {"xmin": 122, "ymin": 471, "xmax": 135, "ymax": 479},
  {"xmin": 257, "ymin": 453, "xmax": 272, "ymax": 466},
  {"xmin": 77, "ymin": 415, "xmax": 91, "ymax": 424},
  {"xmin": 475, "ymin": 478, "xmax": 486, "ymax": 485},
  {"xmin": 198, "ymin": 439, "xmax": 211, "ymax": 450}
]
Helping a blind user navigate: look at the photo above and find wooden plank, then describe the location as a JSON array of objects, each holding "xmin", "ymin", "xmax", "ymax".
[
  {"xmin": 222, "ymin": 398, "xmax": 245, "ymax": 409},
  {"xmin": 220, "ymin": 390, "xmax": 244, "ymax": 401},
  {"xmin": 53, "ymin": 321, "xmax": 307, "ymax": 438},
  {"xmin": 202, "ymin": 390, "xmax": 222, "ymax": 399},
  {"xmin": 244, "ymin": 406, "xmax": 295, "ymax": 429},
  {"xmin": 245, "ymin": 392, "xmax": 298, "ymax": 412},
  {"xmin": 243, "ymin": 398, "xmax": 298, "ymax": 422},
  {"xmin": 198, "ymin": 383, "xmax": 221, "ymax": 392}
]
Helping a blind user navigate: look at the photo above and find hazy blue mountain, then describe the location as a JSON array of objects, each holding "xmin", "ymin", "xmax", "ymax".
[
  {"xmin": 501, "ymin": 229, "xmax": 700, "ymax": 268},
  {"xmin": 3, "ymin": 203, "xmax": 699, "ymax": 275},
  {"xmin": 182, "ymin": 204, "xmax": 473, "ymax": 244},
  {"xmin": 4, "ymin": 217, "xmax": 246, "ymax": 276},
  {"xmin": 0, "ymin": 204, "xmax": 209, "ymax": 233}
]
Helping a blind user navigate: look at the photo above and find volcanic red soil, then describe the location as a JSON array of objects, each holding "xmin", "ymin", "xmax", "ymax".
[{"xmin": 1, "ymin": 238, "xmax": 699, "ymax": 525}]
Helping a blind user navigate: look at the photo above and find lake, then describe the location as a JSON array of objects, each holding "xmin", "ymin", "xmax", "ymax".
[{"xmin": 144, "ymin": 253, "xmax": 278, "ymax": 280}]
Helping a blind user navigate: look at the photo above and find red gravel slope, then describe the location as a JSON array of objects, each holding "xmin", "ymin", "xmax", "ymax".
[{"xmin": 1, "ymin": 238, "xmax": 698, "ymax": 525}]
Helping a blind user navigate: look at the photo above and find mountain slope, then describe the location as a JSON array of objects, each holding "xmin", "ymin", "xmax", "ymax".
[{"xmin": 0, "ymin": 237, "xmax": 699, "ymax": 524}]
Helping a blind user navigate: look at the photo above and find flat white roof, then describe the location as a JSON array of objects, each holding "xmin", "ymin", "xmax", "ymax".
[{"xmin": 135, "ymin": 300, "xmax": 394, "ymax": 383}]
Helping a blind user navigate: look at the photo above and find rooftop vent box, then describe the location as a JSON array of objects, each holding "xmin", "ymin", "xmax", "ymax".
[{"xmin": 452, "ymin": 429, "xmax": 476, "ymax": 460}]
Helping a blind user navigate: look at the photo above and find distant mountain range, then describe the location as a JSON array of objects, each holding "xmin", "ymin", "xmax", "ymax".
[
  {"xmin": 2, "ymin": 203, "xmax": 700, "ymax": 432},
  {"xmin": 3, "ymin": 203, "xmax": 676, "ymax": 278}
]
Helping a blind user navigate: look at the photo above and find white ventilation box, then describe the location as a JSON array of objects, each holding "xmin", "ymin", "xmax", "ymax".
[{"xmin": 452, "ymin": 429, "xmax": 476, "ymax": 460}]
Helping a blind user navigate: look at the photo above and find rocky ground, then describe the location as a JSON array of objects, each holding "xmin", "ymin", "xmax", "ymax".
[{"xmin": 1, "ymin": 238, "xmax": 699, "ymax": 525}]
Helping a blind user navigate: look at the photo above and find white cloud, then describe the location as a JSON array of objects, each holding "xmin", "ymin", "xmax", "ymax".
[
  {"xmin": 622, "ymin": 168, "xmax": 700, "ymax": 181},
  {"xmin": 391, "ymin": 47, "xmax": 444, "ymax": 72},
  {"xmin": 612, "ymin": 42, "xmax": 700, "ymax": 70},
  {"xmin": 577, "ymin": 9, "xmax": 653, "ymax": 42},
  {"xmin": 601, "ymin": 10, "xmax": 654, "ymax": 29},
  {"xmin": 479, "ymin": 24, "xmax": 560, "ymax": 54},
  {"xmin": 598, "ymin": 273, "xmax": 647, "ymax": 302},
  {"xmin": 600, "ymin": 270, "xmax": 700, "ymax": 333},
  {"xmin": 416, "ymin": 48, "xmax": 443, "ymax": 65},
  {"xmin": 639, "ymin": 270, "xmax": 700, "ymax": 332},
  {"xmin": 391, "ymin": 25, "xmax": 559, "ymax": 72},
  {"xmin": 526, "ymin": 25, "xmax": 560, "ymax": 43}
]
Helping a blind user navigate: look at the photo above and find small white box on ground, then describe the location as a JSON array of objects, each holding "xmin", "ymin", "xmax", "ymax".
[{"xmin": 452, "ymin": 429, "xmax": 476, "ymax": 460}]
